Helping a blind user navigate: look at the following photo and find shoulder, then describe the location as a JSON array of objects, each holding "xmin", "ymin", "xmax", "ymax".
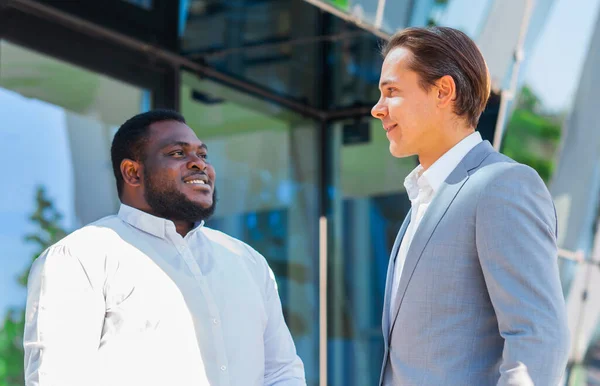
[
  {"xmin": 49, "ymin": 215, "xmax": 125, "ymax": 256},
  {"xmin": 37, "ymin": 215, "xmax": 130, "ymax": 273},
  {"xmin": 472, "ymin": 154, "xmax": 556, "ymax": 225},
  {"xmin": 470, "ymin": 152, "xmax": 548, "ymax": 194},
  {"xmin": 31, "ymin": 215, "xmax": 124, "ymax": 289}
]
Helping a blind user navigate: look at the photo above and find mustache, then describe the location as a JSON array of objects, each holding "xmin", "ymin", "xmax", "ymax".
[{"xmin": 183, "ymin": 171, "xmax": 208, "ymax": 178}]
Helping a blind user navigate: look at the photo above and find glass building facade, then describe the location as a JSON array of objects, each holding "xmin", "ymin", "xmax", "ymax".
[{"xmin": 1, "ymin": 0, "xmax": 599, "ymax": 385}]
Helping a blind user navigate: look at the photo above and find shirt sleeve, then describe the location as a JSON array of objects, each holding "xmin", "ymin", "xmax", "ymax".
[
  {"xmin": 244, "ymin": 246, "xmax": 306, "ymax": 386},
  {"xmin": 23, "ymin": 244, "xmax": 106, "ymax": 386}
]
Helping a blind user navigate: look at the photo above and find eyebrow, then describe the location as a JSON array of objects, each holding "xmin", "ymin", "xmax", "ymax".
[
  {"xmin": 379, "ymin": 79, "xmax": 397, "ymax": 88},
  {"xmin": 162, "ymin": 141, "xmax": 208, "ymax": 151}
]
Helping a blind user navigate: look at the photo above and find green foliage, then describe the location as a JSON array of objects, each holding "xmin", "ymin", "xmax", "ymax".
[
  {"xmin": 0, "ymin": 310, "xmax": 24, "ymax": 386},
  {"xmin": 328, "ymin": 0, "xmax": 349, "ymax": 10},
  {"xmin": 502, "ymin": 86, "xmax": 563, "ymax": 182},
  {"xmin": 0, "ymin": 187, "xmax": 67, "ymax": 386},
  {"xmin": 517, "ymin": 84, "xmax": 542, "ymax": 112},
  {"xmin": 508, "ymin": 108, "xmax": 561, "ymax": 140}
]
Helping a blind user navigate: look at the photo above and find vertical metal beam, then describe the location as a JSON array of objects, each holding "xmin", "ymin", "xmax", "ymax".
[
  {"xmin": 492, "ymin": 0, "xmax": 534, "ymax": 150},
  {"xmin": 151, "ymin": 0, "xmax": 180, "ymax": 110},
  {"xmin": 318, "ymin": 215, "xmax": 328, "ymax": 386},
  {"xmin": 315, "ymin": 8, "xmax": 332, "ymax": 386},
  {"xmin": 153, "ymin": 67, "xmax": 181, "ymax": 110},
  {"xmin": 157, "ymin": 0, "xmax": 180, "ymax": 52},
  {"xmin": 374, "ymin": 0, "xmax": 386, "ymax": 29}
]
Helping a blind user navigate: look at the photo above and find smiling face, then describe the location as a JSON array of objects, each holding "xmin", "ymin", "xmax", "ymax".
[
  {"xmin": 371, "ymin": 47, "xmax": 441, "ymax": 159},
  {"xmin": 140, "ymin": 120, "xmax": 217, "ymax": 223}
]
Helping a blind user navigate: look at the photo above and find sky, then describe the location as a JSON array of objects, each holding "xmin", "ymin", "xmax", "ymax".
[
  {"xmin": 439, "ymin": 0, "xmax": 600, "ymax": 112},
  {"xmin": 525, "ymin": 0, "xmax": 600, "ymax": 111}
]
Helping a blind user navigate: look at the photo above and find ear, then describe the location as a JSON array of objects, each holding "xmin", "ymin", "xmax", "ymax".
[
  {"xmin": 435, "ymin": 75, "xmax": 457, "ymax": 109},
  {"xmin": 120, "ymin": 159, "xmax": 142, "ymax": 189}
]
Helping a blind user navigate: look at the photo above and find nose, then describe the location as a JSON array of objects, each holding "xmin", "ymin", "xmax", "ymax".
[
  {"xmin": 371, "ymin": 100, "xmax": 387, "ymax": 120},
  {"xmin": 187, "ymin": 155, "xmax": 207, "ymax": 171}
]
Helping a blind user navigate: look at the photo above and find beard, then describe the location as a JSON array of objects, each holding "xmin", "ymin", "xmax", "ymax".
[{"xmin": 143, "ymin": 168, "xmax": 217, "ymax": 224}]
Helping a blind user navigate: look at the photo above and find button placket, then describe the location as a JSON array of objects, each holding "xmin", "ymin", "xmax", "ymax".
[
  {"xmin": 180, "ymin": 234, "xmax": 231, "ymax": 385},
  {"xmin": 178, "ymin": 245, "xmax": 204, "ymax": 281}
]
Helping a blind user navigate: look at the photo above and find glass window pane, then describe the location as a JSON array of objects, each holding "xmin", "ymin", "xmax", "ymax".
[
  {"xmin": 327, "ymin": 119, "xmax": 416, "ymax": 386},
  {"xmin": 122, "ymin": 0, "xmax": 153, "ymax": 10},
  {"xmin": 0, "ymin": 40, "xmax": 148, "ymax": 383},
  {"xmin": 181, "ymin": 71, "xmax": 320, "ymax": 385},
  {"xmin": 180, "ymin": 0, "xmax": 321, "ymax": 106},
  {"xmin": 326, "ymin": 20, "xmax": 382, "ymax": 110}
]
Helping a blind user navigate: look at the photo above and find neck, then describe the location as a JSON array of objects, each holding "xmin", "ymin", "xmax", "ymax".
[
  {"xmin": 121, "ymin": 195, "xmax": 194, "ymax": 237},
  {"xmin": 419, "ymin": 126, "xmax": 474, "ymax": 170},
  {"xmin": 174, "ymin": 221, "xmax": 194, "ymax": 237}
]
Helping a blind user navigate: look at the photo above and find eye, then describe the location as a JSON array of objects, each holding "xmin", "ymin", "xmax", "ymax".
[
  {"xmin": 387, "ymin": 87, "xmax": 399, "ymax": 95},
  {"xmin": 169, "ymin": 150, "xmax": 184, "ymax": 157},
  {"xmin": 199, "ymin": 154, "xmax": 208, "ymax": 159}
]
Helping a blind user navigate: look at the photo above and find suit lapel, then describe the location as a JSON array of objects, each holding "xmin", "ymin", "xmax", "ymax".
[
  {"xmin": 387, "ymin": 140, "xmax": 496, "ymax": 338},
  {"xmin": 389, "ymin": 164, "xmax": 469, "ymax": 334},
  {"xmin": 382, "ymin": 209, "xmax": 412, "ymax": 345},
  {"xmin": 388, "ymin": 164, "xmax": 469, "ymax": 337}
]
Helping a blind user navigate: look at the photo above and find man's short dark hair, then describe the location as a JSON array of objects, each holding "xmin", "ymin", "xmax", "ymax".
[
  {"xmin": 111, "ymin": 109, "xmax": 186, "ymax": 198},
  {"xmin": 382, "ymin": 26, "xmax": 491, "ymax": 128}
]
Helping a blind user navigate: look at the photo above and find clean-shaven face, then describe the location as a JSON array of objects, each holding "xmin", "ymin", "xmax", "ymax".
[{"xmin": 371, "ymin": 47, "xmax": 439, "ymax": 158}]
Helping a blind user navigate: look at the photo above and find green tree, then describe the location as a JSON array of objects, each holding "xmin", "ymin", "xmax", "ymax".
[
  {"xmin": 502, "ymin": 85, "xmax": 563, "ymax": 183},
  {"xmin": 0, "ymin": 187, "xmax": 67, "ymax": 386},
  {"xmin": 329, "ymin": 0, "xmax": 349, "ymax": 10},
  {"xmin": 517, "ymin": 84, "xmax": 542, "ymax": 112}
]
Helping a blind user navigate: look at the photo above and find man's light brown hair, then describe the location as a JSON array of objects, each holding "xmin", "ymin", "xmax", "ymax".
[{"xmin": 382, "ymin": 26, "xmax": 491, "ymax": 128}]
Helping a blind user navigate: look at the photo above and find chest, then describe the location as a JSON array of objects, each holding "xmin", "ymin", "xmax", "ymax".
[
  {"xmin": 403, "ymin": 183, "xmax": 490, "ymax": 305},
  {"xmin": 102, "ymin": 244, "xmax": 267, "ymax": 337}
]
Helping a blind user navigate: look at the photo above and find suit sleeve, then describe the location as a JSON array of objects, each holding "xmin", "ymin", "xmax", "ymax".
[
  {"xmin": 475, "ymin": 164, "xmax": 570, "ymax": 386},
  {"xmin": 23, "ymin": 245, "xmax": 106, "ymax": 386}
]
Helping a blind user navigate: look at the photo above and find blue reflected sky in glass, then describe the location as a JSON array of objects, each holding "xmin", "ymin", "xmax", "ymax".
[
  {"xmin": 525, "ymin": 0, "xmax": 600, "ymax": 111},
  {"xmin": 435, "ymin": 0, "xmax": 493, "ymax": 37},
  {"xmin": 0, "ymin": 88, "xmax": 76, "ymax": 314}
]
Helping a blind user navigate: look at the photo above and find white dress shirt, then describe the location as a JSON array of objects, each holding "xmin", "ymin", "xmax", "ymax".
[
  {"xmin": 24, "ymin": 204, "xmax": 305, "ymax": 386},
  {"xmin": 389, "ymin": 131, "xmax": 483, "ymax": 323}
]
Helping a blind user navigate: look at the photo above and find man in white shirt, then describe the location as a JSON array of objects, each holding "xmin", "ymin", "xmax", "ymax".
[
  {"xmin": 23, "ymin": 109, "xmax": 306, "ymax": 386},
  {"xmin": 372, "ymin": 27, "xmax": 569, "ymax": 385}
]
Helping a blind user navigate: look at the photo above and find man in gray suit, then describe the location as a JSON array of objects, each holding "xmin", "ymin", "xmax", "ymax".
[{"xmin": 371, "ymin": 26, "xmax": 570, "ymax": 385}]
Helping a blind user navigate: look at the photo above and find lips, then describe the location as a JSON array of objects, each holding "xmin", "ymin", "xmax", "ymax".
[
  {"xmin": 183, "ymin": 174, "xmax": 210, "ymax": 188},
  {"xmin": 384, "ymin": 124, "xmax": 398, "ymax": 133},
  {"xmin": 185, "ymin": 179, "xmax": 207, "ymax": 185}
]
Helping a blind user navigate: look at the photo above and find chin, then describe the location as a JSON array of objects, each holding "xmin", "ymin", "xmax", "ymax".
[
  {"xmin": 194, "ymin": 200, "xmax": 213, "ymax": 209},
  {"xmin": 389, "ymin": 143, "xmax": 411, "ymax": 158}
]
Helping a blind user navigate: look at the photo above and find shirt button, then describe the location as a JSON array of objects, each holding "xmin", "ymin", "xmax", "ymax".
[
  {"xmin": 212, "ymin": 318, "xmax": 219, "ymax": 325},
  {"xmin": 220, "ymin": 365, "xmax": 227, "ymax": 371}
]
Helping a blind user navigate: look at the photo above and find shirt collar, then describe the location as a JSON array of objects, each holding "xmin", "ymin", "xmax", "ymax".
[
  {"xmin": 403, "ymin": 164, "xmax": 425, "ymax": 202},
  {"xmin": 117, "ymin": 204, "xmax": 205, "ymax": 239},
  {"xmin": 422, "ymin": 131, "xmax": 482, "ymax": 193}
]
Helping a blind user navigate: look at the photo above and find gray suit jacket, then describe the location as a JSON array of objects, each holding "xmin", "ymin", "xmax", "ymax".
[{"xmin": 380, "ymin": 141, "xmax": 570, "ymax": 386}]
